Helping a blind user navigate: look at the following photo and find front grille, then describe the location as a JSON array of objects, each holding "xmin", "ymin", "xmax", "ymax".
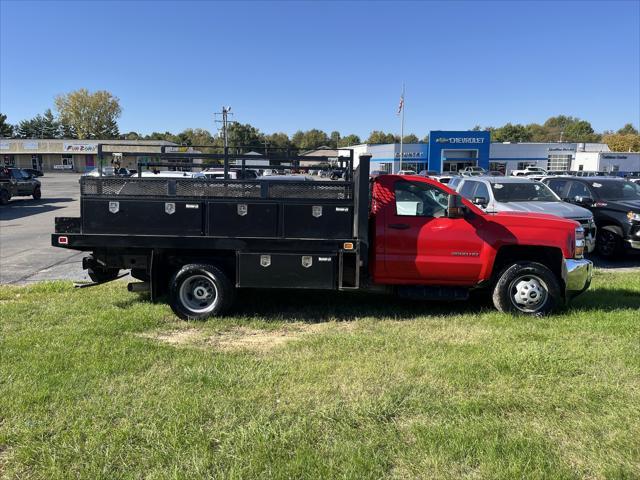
[{"xmin": 571, "ymin": 217, "xmax": 596, "ymax": 236}]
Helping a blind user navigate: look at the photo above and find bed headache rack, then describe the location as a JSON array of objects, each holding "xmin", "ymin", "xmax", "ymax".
[{"xmin": 96, "ymin": 143, "xmax": 356, "ymax": 181}]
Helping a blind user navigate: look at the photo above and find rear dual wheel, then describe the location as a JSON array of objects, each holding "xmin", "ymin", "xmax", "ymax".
[
  {"xmin": 492, "ymin": 262, "xmax": 562, "ymax": 316},
  {"xmin": 169, "ymin": 264, "xmax": 234, "ymax": 320}
]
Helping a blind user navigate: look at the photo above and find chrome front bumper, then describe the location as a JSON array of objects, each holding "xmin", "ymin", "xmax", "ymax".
[{"xmin": 562, "ymin": 258, "xmax": 594, "ymax": 300}]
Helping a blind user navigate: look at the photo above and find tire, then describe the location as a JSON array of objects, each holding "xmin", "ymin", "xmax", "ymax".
[
  {"xmin": 0, "ymin": 189, "xmax": 10, "ymax": 205},
  {"xmin": 32, "ymin": 186, "xmax": 41, "ymax": 200},
  {"xmin": 169, "ymin": 264, "xmax": 234, "ymax": 320},
  {"xmin": 492, "ymin": 261, "xmax": 562, "ymax": 316},
  {"xmin": 596, "ymin": 228, "xmax": 622, "ymax": 259},
  {"xmin": 88, "ymin": 267, "xmax": 120, "ymax": 283}
]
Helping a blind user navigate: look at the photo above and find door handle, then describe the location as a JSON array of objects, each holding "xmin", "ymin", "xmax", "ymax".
[{"xmin": 388, "ymin": 223, "xmax": 410, "ymax": 230}]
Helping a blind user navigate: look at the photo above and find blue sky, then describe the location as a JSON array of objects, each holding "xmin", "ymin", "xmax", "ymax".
[{"xmin": 1, "ymin": 0, "xmax": 639, "ymax": 138}]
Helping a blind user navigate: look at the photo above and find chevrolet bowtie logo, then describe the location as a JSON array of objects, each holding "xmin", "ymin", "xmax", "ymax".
[{"xmin": 436, "ymin": 137, "xmax": 449, "ymax": 143}]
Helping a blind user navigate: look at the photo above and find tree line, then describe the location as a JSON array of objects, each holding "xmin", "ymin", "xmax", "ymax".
[{"xmin": 0, "ymin": 89, "xmax": 638, "ymax": 153}]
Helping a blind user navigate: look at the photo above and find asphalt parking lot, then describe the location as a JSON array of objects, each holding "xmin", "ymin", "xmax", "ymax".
[
  {"xmin": 1, "ymin": 173, "xmax": 638, "ymax": 285},
  {"xmin": 0, "ymin": 173, "xmax": 90, "ymax": 284}
]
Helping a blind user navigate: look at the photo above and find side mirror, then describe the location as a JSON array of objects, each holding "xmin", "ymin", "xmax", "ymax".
[
  {"xmin": 575, "ymin": 196, "xmax": 594, "ymax": 207},
  {"xmin": 473, "ymin": 196, "xmax": 488, "ymax": 207},
  {"xmin": 447, "ymin": 193, "xmax": 466, "ymax": 219}
]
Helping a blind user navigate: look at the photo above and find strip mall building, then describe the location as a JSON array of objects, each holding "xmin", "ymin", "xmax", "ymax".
[{"xmin": 2, "ymin": 132, "xmax": 639, "ymax": 174}]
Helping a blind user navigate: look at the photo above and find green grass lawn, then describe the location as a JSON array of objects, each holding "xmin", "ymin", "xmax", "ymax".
[{"xmin": 1, "ymin": 270, "xmax": 639, "ymax": 479}]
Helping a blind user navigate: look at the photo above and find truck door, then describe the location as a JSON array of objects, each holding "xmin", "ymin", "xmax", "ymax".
[{"xmin": 381, "ymin": 178, "xmax": 486, "ymax": 285}]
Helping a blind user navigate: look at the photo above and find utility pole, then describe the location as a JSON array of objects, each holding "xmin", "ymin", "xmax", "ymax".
[{"xmin": 214, "ymin": 106, "xmax": 233, "ymax": 179}]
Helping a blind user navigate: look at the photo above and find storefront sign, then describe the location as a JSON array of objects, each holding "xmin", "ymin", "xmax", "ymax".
[
  {"xmin": 53, "ymin": 164, "xmax": 74, "ymax": 170},
  {"xmin": 63, "ymin": 143, "xmax": 97, "ymax": 153},
  {"xmin": 436, "ymin": 137, "xmax": 485, "ymax": 144},
  {"xmin": 22, "ymin": 141, "xmax": 39, "ymax": 149}
]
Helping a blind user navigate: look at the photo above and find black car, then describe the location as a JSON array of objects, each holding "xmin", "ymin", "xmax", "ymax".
[
  {"xmin": 543, "ymin": 176, "xmax": 640, "ymax": 258},
  {"xmin": 7, "ymin": 168, "xmax": 42, "ymax": 200},
  {"xmin": 22, "ymin": 168, "xmax": 44, "ymax": 177}
]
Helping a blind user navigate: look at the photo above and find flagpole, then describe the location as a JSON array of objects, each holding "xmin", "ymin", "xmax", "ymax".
[{"xmin": 399, "ymin": 83, "xmax": 405, "ymax": 173}]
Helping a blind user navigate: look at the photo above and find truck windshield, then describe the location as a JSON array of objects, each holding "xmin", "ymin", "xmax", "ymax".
[
  {"xmin": 590, "ymin": 181, "xmax": 640, "ymax": 200},
  {"xmin": 491, "ymin": 182, "xmax": 558, "ymax": 202}
]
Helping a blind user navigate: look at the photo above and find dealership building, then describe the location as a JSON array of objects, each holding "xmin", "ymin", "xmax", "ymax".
[
  {"xmin": 2, "ymin": 132, "xmax": 639, "ymax": 175},
  {"xmin": 348, "ymin": 130, "xmax": 640, "ymax": 175}
]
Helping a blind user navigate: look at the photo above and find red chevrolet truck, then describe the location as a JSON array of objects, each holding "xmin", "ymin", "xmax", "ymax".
[{"xmin": 52, "ymin": 145, "xmax": 592, "ymax": 318}]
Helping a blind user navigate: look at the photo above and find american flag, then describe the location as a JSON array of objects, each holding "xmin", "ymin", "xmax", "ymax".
[{"xmin": 397, "ymin": 94, "xmax": 404, "ymax": 115}]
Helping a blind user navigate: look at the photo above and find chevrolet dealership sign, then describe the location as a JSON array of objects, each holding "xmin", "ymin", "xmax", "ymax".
[{"xmin": 436, "ymin": 137, "xmax": 485, "ymax": 144}]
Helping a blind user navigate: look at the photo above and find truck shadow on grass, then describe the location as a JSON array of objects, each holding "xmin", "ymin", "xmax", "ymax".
[{"xmin": 225, "ymin": 287, "xmax": 640, "ymax": 322}]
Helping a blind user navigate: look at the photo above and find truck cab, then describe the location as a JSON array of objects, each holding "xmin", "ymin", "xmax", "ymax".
[{"xmin": 52, "ymin": 146, "xmax": 592, "ymax": 319}]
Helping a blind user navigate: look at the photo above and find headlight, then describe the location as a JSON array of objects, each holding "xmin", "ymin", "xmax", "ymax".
[
  {"xmin": 575, "ymin": 226, "xmax": 585, "ymax": 259},
  {"xmin": 627, "ymin": 211, "xmax": 640, "ymax": 223}
]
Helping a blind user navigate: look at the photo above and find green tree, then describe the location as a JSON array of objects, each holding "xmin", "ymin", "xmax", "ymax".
[
  {"xmin": 291, "ymin": 129, "xmax": 330, "ymax": 150},
  {"xmin": 329, "ymin": 131, "xmax": 341, "ymax": 149},
  {"xmin": 338, "ymin": 134, "xmax": 361, "ymax": 147},
  {"xmin": 145, "ymin": 131, "xmax": 178, "ymax": 142},
  {"xmin": 122, "ymin": 131, "xmax": 142, "ymax": 140},
  {"xmin": 55, "ymin": 88, "xmax": 122, "ymax": 139},
  {"xmin": 525, "ymin": 123, "xmax": 549, "ymax": 142},
  {"xmin": 0, "ymin": 113, "xmax": 12, "ymax": 137},
  {"xmin": 492, "ymin": 123, "xmax": 532, "ymax": 142},
  {"xmin": 421, "ymin": 134, "xmax": 429, "ymax": 143},
  {"xmin": 175, "ymin": 128, "xmax": 216, "ymax": 146},
  {"xmin": 563, "ymin": 120, "xmax": 599, "ymax": 142},
  {"xmin": 15, "ymin": 119, "xmax": 38, "ymax": 138},
  {"xmin": 265, "ymin": 132, "xmax": 291, "ymax": 152},
  {"xmin": 366, "ymin": 131, "xmax": 397, "ymax": 144},
  {"xmin": 402, "ymin": 134, "xmax": 419, "ymax": 144},
  {"xmin": 617, "ymin": 123, "xmax": 638, "ymax": 135},
  {"xmin": 227, "ymin": 123, "xmax": 264, "ymax": 152}
]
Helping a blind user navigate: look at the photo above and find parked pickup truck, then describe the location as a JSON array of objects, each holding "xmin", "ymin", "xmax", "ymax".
[
  {"xmin": 52, "ymin": 144, "xmax": 593, "ymax": 318},
  {"xmin": 0, "ymin": 168, "xmax": 18, "ymax": 205},
  {"xmin": 1, "ymin": 167, "xmax": 41, "ymax": 203},
  {"xmin": 455, "ymin": 176, "xmax": 596, "ymax": 253},
  {"xmin": 543, "ymin": 176, "xmax": 640, "ymax": 258}
]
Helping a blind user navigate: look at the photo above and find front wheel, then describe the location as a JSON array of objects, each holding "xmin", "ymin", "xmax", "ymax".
[
  {"xmin": 492, "ymin": 262, "xmax": 562, "ymax": 316},
  {"xmin": 596, "ymin": 228, "xmax": 622, "ymax": 259},
  {"xmin": 32, "ymin": 186, "xmax": 41, "ymax": 200},
  {"xmin": 169, "ymin": 264, "xmax": 234, "ymax": 320}
]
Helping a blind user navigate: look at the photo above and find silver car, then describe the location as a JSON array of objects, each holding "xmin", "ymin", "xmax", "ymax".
[{"xmin": 456, "ymin": 176, "xmax": 596, "ymax": 253}]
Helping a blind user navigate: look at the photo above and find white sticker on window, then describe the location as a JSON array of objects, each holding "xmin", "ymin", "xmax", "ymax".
[
  {"xmin": 593, "ymin": 183, "xmax": 602, "ymax": 188},
  {"xmin": 494, "ymin": 184, "xmax": 504, "ymax": 189}
]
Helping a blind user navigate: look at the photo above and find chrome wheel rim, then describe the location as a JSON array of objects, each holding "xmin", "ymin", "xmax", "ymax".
[
  {"xmin": 509, "ymin": 274, "xmax": 548, "ymax": 313},
  {"xmin": 179, "ymin": 275, "xmax": 218, "ymax": 314}
]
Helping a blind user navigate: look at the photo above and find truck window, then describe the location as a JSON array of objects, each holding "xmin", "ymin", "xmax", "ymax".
[
  {"xmin": 567, "ymin": 181, "xmax": 591, "ymax": 200},
  {"xmin": 474, "ymin": 182, "xmax": 490, "ymax": 200},
  {"xmin": 394, "ymin": 180, "xmax": 447, "ymax": 217},
  {"xmin": 459, "ymin": 181, "xmax": 478, "ymax": 200},
  {"xmin": 546, "ymin": 179, "xmax": 568, "ymax": 195}
]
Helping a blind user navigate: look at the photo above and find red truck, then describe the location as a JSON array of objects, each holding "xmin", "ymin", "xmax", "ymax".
[{"xmin": 52, "ymin": 145, "xmax": 592, "ymax": 318}]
